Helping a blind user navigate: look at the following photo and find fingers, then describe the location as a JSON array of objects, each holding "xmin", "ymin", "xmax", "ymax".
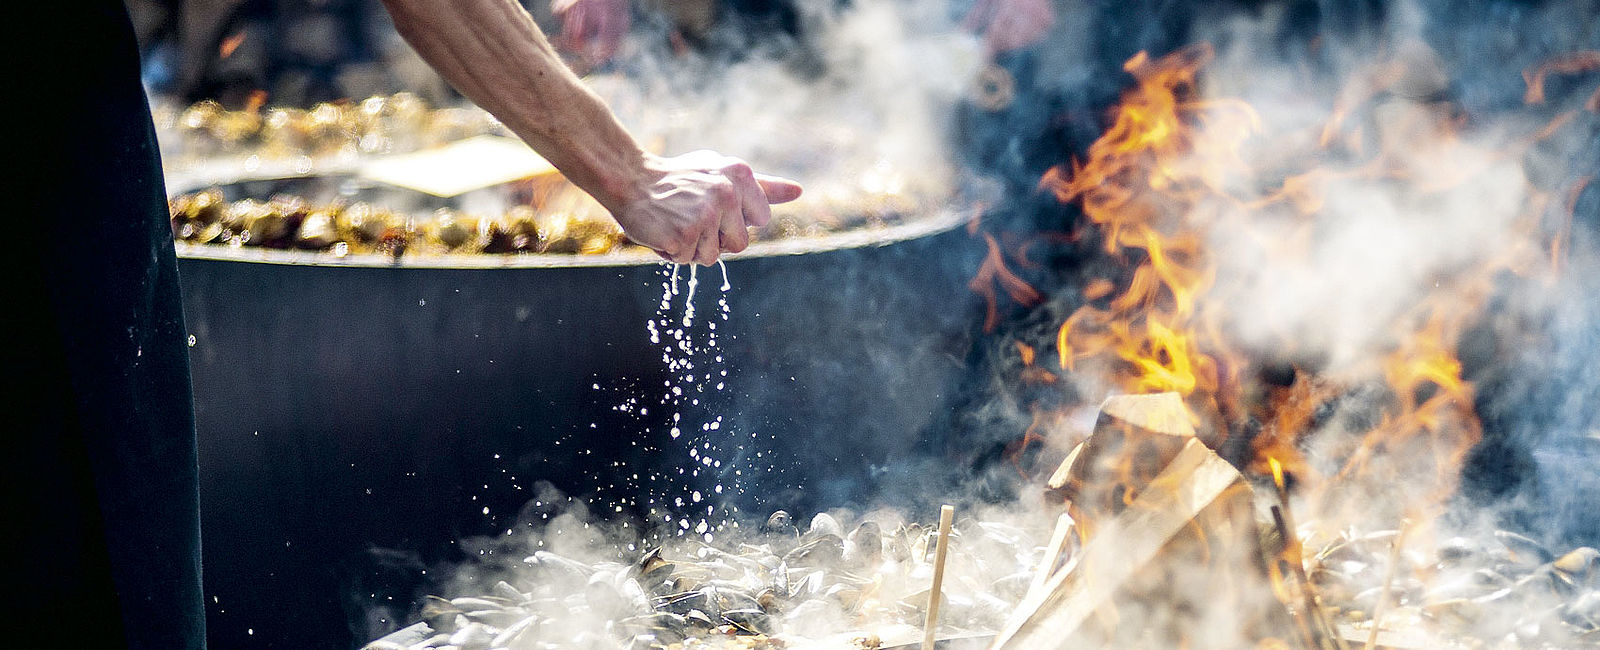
[
  {"xmin": 720, "ymin": 161, "xmax": 764, "ymax": 247},
  {"xmin": 693, "ymin": 208, "xmax": 721, "ymax": 265},
  {"xmin": 755, "ymin": 174, "xmax": 803, "ymax": 205},
  {"xmin": 716, "ymin": 160, "xmax": 801, "ymax": 244},
  {"xmin": 719, "ymin": 201, "xmax": 751, "ymax": 255},
  {"xmin": 618, "ymin": 152, "xmax": 804, "ymax": 265},
  {"xmin": 664, "ymin": 238, "xmax": 694, "ymax": 265}
]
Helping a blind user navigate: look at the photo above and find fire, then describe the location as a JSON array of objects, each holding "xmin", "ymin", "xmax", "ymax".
[
  {"xmin": 971, "ymin": 232, "xmax": 1044, "ymax": 333},
  {"xmin": 219, "ymin": 31, "xmax": 248, "ymax": 59},
  {"xmin": 1044, "ymin": 43, "xmax": 1243, "ymax": 433},
  {"xmin": 1320, "ymin": 297, "xmax": 1485, "ymax": 518},
  {"xmin": 986, "ymin": 31, "xmax": 1594, "ymax": 650},
  {"xmin": 1022, "ymin": 40, "xmax": 1563, "ymax": 531},
  {"xmin": 1521, "ymin": 50, "xmax": 1600, "ymax": 111}
]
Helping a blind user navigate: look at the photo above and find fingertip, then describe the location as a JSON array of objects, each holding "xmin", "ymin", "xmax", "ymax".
[
  {"xmin": 722, "ymin": 228, "xmax": 749, "ymax": 253},
  {"xmin": 757, "ymin": 176, "xmax": 803, "ymax": 204}
]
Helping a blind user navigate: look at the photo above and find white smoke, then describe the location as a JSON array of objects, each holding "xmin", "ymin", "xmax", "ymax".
[
  {"xmin": 1187, "ymin": 6, "xmax": 1535, "ymax": 373},
  {"xmin": 590, "ymin": 0, "xmax": 983, "ymax": 212}
]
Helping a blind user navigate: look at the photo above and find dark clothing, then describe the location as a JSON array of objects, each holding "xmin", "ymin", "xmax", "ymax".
[{"xmin": 7, "ymin": 3, "xmax": 205, "ymax": 648}]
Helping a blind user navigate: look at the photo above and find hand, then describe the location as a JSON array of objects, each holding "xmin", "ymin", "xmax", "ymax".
[
  {"xmin": 552, "ymin": 0, "xmax": 630, "ymax": 68},
  {"xmin": 962, "ymin": 0, "xmax": 1054, "ymax": 55},
  {"xmin": 613, "ymin": 151, "xmax": 803, "ymax": 266}
]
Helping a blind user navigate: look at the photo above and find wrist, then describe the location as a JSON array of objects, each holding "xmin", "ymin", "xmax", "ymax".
[{"xmin": 595, "ymin": 151, "xmax": 664, "ymax": 216}]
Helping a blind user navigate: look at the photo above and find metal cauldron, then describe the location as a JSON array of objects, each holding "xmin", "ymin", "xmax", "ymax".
[{"xmin": 178, "ymin": 209, "xmax": 982, "ymax": 647}]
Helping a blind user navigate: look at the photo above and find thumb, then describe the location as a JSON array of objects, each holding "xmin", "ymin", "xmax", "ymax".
[{"xmin": 756, "ymin": 174, "xmax": 803, "ymax": 204}]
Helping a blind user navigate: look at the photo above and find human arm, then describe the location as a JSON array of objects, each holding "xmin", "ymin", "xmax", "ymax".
[{"xmin": 379, "ymin": 0, "xmax": 801, "ymax": 264}]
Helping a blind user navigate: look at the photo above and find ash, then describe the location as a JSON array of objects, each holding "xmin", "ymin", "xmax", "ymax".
[{"xmin": 365, "ymin": 509, "xmax": 1041, "ymax": 650}]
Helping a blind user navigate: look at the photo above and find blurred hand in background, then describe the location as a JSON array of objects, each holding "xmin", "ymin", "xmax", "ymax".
[
  {"xmin": 553, "ymin": 0, "xmax": 631, "ymax": 69},
  {"xmin": 963, "ymin": 0, "xmax": 1054, "ymax": 55}
]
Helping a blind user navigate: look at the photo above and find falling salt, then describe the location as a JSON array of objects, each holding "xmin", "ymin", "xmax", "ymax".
[
  {"xmin": 622, "ymin": 261, "xmax": 756, "ymax": 537},
  {"xmin": 683, "ymin": 265, "xmax": 699, "ymax": 327}
]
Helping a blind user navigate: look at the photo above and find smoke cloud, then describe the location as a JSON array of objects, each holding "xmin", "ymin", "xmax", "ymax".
[{"xmin": 592, "ymin": 0, "xmax": 983, "ymax": 213}]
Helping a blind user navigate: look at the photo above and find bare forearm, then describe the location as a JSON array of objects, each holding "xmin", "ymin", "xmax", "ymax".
[
  {"xmin": 380, "ymin": 0, "xmax": 650, "ymax": 212},
  {"xmin": 379, "ymin": 0, "xmax": 802, "ymax": 265}
]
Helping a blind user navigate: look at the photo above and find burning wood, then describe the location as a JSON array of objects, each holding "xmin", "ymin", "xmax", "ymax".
[
  {"xmin": 982, "ymin": 390, "xmax": 1600, "ymax": 649},
  {"xmin": 995, "ymin": 393, "xmax": 1299, "ymax": 649}
]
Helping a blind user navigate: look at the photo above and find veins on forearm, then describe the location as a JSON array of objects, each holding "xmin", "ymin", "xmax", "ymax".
[{"xmin": 381, "ymin": 0, "xmax": 650, "ymax": 212}]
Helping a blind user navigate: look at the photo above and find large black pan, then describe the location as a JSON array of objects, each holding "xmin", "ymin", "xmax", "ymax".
[{"xmin": 178, "ymin": 209, "xmax": 982, "ymax": 648}]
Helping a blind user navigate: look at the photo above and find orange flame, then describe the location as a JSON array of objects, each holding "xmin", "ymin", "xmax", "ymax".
[
  {"xmin": 219, "ymin": 31, "xmax": 248, "ymax": 59},
  {"xmin": 245, "ymin": 89, "xmax": 269, "ymax": 114},
  {"xmin": 971, "ymin": 232, "xmax": 1044, "ymax": 333},
  {"xmin": 1045, "ymin": 44, "xmax": 1241, "ymax": 429},
  {"xmin": 1324, "ymin": 298, "xmax": 1484, "ymax": 510},
  {"xmin": 1035, "ymin": 41, "xmax": 1556, "ymax": 527},
  {"xmin": 1521, "ymin": 50, "xmax": 1600, "ymax": 109}
]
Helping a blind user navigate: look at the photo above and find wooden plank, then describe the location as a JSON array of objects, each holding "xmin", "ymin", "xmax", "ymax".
[
  {"xmin": 1096, "ymin": 392, "xmax": 1197, "ymax": 438},
  {"xmin": 1047, "ymin": 393, "xmax": 1197, "ymax": 519},
  {"xmin": 992, "ymin": 438, "xmax": 1244, "ymax": 648}
]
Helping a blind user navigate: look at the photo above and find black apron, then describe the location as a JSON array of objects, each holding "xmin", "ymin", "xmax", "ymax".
[{"xmin": 5, "ymin": 3, "xmax": 205, "ymax": 648}]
